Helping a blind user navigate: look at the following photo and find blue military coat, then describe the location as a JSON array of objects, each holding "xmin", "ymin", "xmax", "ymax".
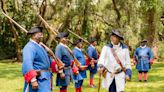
[
  {"xmin": 134, "ymin": 46, "xmax": 154, "ymax": 72},
  {"xmin": 55, "ymin": 43, "xmax": 73, "ymax": 86},
  {"xmin": 73, "ymin": 47, "xmax": 87, "ymax": 79},
  {"xmin": 87, "ymin": 45, "xmax": 98, "ymax": 74},
  {"xmin": 22, "ymin": 40, "xmax": 52, "ymax": 92}
]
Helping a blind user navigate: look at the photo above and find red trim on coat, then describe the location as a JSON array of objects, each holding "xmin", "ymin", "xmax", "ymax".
[
  {"xmin": 51, "ymin": 60, "xmax": 58, "ymax": 73},
  {"xmin": 150, "ymin": 59, "xmax": 154, "ymax": 64},
  {"xmin": 72, "ymin": 66, "xmax": 79, "ymax": 74},
  {"xmin": 86, "ymin": 58, "xmax": 90, "ymax": 66},
  {"xmin": 24, "ymin": 70, "xmax": 37, "ymax": 83},
  {"xmin": 133, "ymin": 57, "xmax": 137, "ymax": 63}
]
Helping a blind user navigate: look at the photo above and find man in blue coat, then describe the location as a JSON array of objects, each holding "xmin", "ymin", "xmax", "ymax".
[
  {"xmin": 72, "ymin": 39, "xmax": 87, "ymax": 92},
  {"xmin": 87, "ymin": 37, "xmax": 99, "ymax": 88},
  {"xmin": 133, "ymin": 40, "xmax": 154, "ymax": 82},
  {"xmin": 22, "ymin": 27, "xmax": 55, "ymax": 92},
  {"xmin": 55, "ymin": 32, "xmax": 73, "ymax": 92}
]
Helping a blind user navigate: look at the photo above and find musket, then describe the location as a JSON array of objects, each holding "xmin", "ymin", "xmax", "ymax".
[
  {"xmin": 67, "ymin": 28, "xmax": 101, "ymax": 56},
  {"xmin": 37, "ymin": 15, "xmax": 88, "ymax": 70},
  {"xmin": 67, "ymin": 28, "xmax": 90, "ymax": 45},
  {"xmin": 64, "ymin": 46, "xmax": 88, "ymax": 70},
  {"xmin": 98, "ymin": 72, "xmax": 102, "ymax": 92},
  {"xmin": 38, "ymin": 13, "xmax": 101, "ymax": 57},
  {"xmin": 1, "ymin": 11, "xmax": 28, "ymax": 33},
  {"xmin": 64, "ymin": 46, "xmax": 81, "ymax": 67},
  {"xmin": 37, "ymin": 14, "xmax": 59, "ymax": 35},
  {"xmin": 83, "ymin": 51, "xmax": 91, "ymax": 60},
  {"xmin": 38, "ymin": 13, "xmax": 101, "ymax": 60},
  {"xmin": 39, "ymin": 42, "xmax": 65, "ymax": 70},
  {"xmin": 1, "ymin": 11, "xmax": 65, "ymax": 70},
  {"xmin": 68, "ymin": 32, "xmax": 100, "ymax": 68},
  {"xmin": 82, "ymin": 50, "xmax": 94, "ymax": 68}
]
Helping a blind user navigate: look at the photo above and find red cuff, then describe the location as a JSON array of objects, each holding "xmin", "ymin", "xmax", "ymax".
[
  {"xmin": 150, "ymin": 59, "xmax": 154, "ymax": 64},
  {"xmin": 90, "ymin": 58, "xmax": 95, "ymax": 64},
  {"xmin": 71, "ymin": 61, "xmax": 75, "ymax": 67},
  {"xmin": 24, "ymin": 70, "xmax": 37, "ymax": 83},
  {"xmin": 72, "ymin": 66, "xmax": 79, "ymax": 74},
  {"xmin": 133, "ymin": 57, "xmax": 136, "ymax": 63},
  {"xmin": 51, "ymin": 60, "xmax": 58, "ymax": 73},
  {"xmin": 98, "ymin": 54, "xmax": 100, "ymax": 59},
  {"xmin": 86, "ymin": 58, "xmax": 90, "ymax": 66}
]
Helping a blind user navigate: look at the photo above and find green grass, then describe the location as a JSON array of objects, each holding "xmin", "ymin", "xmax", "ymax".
[{"xmin": 0, "ymin": 60, "xmax": 164, "ymax": 92}]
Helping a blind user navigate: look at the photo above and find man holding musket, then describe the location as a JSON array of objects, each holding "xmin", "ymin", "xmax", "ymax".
[
  {"xmin": 98, "ymin": 29, "xmax": 132, "ymax": 92},
  {"xmin": 22, "ymin": 27, "xmax": 56, "ymax": 92},
  {"xmin": 72, "ymin": 39, "xmax": 88, "ymax": 92},
  {"xmin": 55, "ymin": 32, "xmax": 73, "ymax": 92},
  {"xmin": 87, "ymin": 37, "xmax": 99, "ymax": 88}
]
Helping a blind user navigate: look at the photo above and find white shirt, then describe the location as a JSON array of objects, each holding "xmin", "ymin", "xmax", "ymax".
[
  {"xmin": 59, "ymin": 42, "xmax": 65, "ymax": 46},
  {"xmin": 75, "ymin": 47, "xmax": 82, "ymax": 51},
  {"xmin": 30, "ymin": 39, "xmax": 42, "ymax": 47},
  {"xmin": 90, "ymin": 44, "xmax": 95, "ymax": 49},
  {"xmin": 112, "ymin": 42, "xmax": 121, "ymax": 50},
  {"xmin": 140, "ymin": 45, "xmax": 147, "ymax": 48},
  {"xmin": 59, "ymin": 42, "xmax": 69, "ymax": 48}
]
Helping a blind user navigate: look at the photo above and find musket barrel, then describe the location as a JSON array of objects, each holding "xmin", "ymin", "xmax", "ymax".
[
  {"xmin": 1, "ymin": 11, "xmax": 28, "ymax": 33},
  {"xmin": 1, "ymin": 11, "xmax": 65, "ymax": 70}
]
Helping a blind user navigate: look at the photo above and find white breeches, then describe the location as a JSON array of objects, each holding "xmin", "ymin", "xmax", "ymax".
[{"xmin": 102, "ymin": 72, "xmax": 125, "ymax": 92}]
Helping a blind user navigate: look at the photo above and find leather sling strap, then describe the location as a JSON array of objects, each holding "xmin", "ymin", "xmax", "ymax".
[{"xmin": 111, "ymin": 48, "xmax": 126, "ymax": 73}]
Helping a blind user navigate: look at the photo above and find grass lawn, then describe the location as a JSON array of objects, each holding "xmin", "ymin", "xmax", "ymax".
[{"xmin": 0, "ymin": 60, "xmax": 164, "ymax": 92}]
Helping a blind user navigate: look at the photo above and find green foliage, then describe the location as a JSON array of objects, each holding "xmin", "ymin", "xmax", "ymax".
[
  {"xmin": 0, "ymin": 0, "xmax": 164, "ymax": 60},
  {"xmin": 0, "ymin": 18, "xmax": 16, "ymax": 59},
  {"xmin": 158, "ymin": 42, "xmax": 164, "ymax": 61}
]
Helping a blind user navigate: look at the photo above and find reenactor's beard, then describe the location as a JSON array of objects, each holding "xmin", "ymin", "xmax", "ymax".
[
  {"xmin": 77, "ymin": 43, "xmax": 82, "ymax": 48},
  {"xmin": 34, "ymin": 34, "xmax": 44, "ymax": 42},
  {"xmin": 79, "ymin": 44, "xmax": 83, "ymax": 48},
  {"xmin": 61, "ymin": 39, "xmax": 68, "ymax": 44}
]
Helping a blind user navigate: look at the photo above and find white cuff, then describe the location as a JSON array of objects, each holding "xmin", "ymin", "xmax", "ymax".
[
  {"xmin": 58, "ymin": 69, "xmax": 63, "ymax": 73},
  {"xmin": 31, "ymin": 77, "xmax": 37, "ymax": 83}
]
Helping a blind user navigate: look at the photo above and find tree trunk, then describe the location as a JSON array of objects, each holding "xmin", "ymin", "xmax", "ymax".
[
  {"xmin": 46, "ymin": 30, "xmax": 57, "ymax": 47},
  {"xmin": 36, "ymin": 0, "xmax": 56, "ymax": 47},
  {"xmin": 112, "ymin": 0, "xmax": 121, "ymax": 28},
  {"xmin": 37, "ymin": 0, "xmax": 47, "ymax": 26},
  {"xmin": 146, "ymin": 7, "xmax": 156, "ymax": 47},
  {"xmin": 1, "ymin": 0, "xmax": 22, "ymax": 62},
  {"xmin": 10, "ymin": 21, "xmax": 22, "ymax": 62}
]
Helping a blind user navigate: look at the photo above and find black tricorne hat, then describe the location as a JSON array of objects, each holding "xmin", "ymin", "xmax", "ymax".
[
  {"xmin": 88, "ymin": 37, "xmax": 97, "ymax": 43},
  {"xmin": 27, "ymin": 27, "xmax": 43, "ymax": 35},
  {"xmin": 56, "ymin": 32, "xmax": 69, "ymax": 39},
  {"xmin": 111, "ymin": 29, "xmax": 124, "ymax": 40},
  {"xmin": 140, "ymin": 39, "xmax": 148, "ymax": 43},
  {"xmin": 73, "ymin": 39, "xmax": 82, "ymax": 45}
]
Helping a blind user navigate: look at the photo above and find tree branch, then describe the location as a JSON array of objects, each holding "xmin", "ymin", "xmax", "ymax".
[
  {"xmin": 92, "ymin": 12, "xmax": 115, "ymax": 27},
  {"xmin": 112, "ymin": 0, "xmax": 121, "ymax": 27},
  {"xmin": 37, "ymin": 0, "xmax": 47, "ymax": 26}
]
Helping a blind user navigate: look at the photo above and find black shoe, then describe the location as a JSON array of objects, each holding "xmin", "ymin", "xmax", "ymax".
[
  {"xmin": 144, "ymin": 80, "xmax": 147, "ymax": 82},
  {"xmin": 139, "ymin": 80, "xmax": 142, "ymax": 82}
]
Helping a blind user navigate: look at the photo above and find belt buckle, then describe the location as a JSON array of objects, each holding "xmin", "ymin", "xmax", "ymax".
[{"xmin": 115, "ymin": 69, "xmax": 122, "ymax": 74}]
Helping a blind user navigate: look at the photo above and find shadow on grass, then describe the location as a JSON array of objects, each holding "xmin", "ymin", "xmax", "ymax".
[{"xmin": 131, "ymin": 75, "xmax": 164, "ymax": 83}]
